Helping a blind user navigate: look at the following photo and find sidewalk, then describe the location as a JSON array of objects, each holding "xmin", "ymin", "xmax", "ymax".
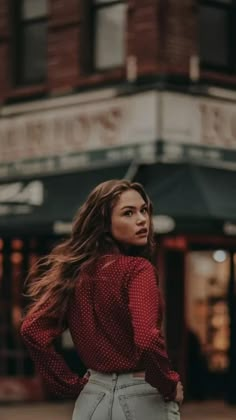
[
  {"xmin": 181, "ymin": 401, "xmax": 236, "ymax": 420},
  {"xmin": 0, "ymin": 400, "xmax": 236, "ymax": 420}
]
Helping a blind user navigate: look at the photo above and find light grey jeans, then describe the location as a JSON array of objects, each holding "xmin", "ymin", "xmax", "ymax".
[{"xmin": 72, "ymin": 370, "xmax": 180, "ymax": 420}]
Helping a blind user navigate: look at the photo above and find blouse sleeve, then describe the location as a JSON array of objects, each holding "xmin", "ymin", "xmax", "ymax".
[
  {"xmin": 20, "ymin": 302, "xmax": 87, "ymax": 398},
  {"xmin": 128, "ymin": 258, "xmax": 180, "ymax": 400}
]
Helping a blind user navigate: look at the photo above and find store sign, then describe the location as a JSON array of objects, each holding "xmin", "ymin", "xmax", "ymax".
[
  {"xmin": 0, "ymin": 91, "xmax": 157, "ymax": 164},
  {"xmin": 152, "ymin": 215, "xmax": 176, "ymax": 234},
  {"xmin": 1, "ymin": 90, "xmax": 236, "ymax": 181},
  {"xmin": 223, "ymin": 222, "xmax": 236, "ymax": 236},
  {"xmin": 0, "ymin": 142, "xmax": 157, "ymax": 180},
  {"xmin": 0, "ymin": 180, "xmax": 44, "ymax": 215},
  {"xmin": 161, "ymin": 92, "xmax": 236, "ymax": 150},
  {"xmin": 157, "ymin": 140, "xmax": 236, "ymax": 165}
]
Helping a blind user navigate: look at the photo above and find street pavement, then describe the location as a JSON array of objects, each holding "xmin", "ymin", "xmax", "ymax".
[{"xmin": 0, "ymin": 400, "xmax": 236, "ymax": 419}]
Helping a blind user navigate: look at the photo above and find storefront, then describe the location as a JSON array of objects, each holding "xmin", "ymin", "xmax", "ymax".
[
  {"xmin": 0, "ymin": 160, "xmax": 235, "ymax": 401},
  {"xmin": 0, "ymin": 88, "xmax": 236, "ymax": 401},
  {"xmin": 134, "ymin": 161, "xmax": 236, "ymax": 401},
  {"xmin": 160, "ymin": 235, "xmax": 236, "ymax": 402}
]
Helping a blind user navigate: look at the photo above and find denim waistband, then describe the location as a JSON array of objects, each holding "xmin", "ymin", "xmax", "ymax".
[
  {"xmin": 85, "ymin": 369, "xmax": 160, "ymax": 396},
  {"xmin": 88, "ymin": 369, "xmax": 145, "ymax": 383},
  {"xmin": 88, "ymin": 369, "xmax": 145, "ymax": 379}
]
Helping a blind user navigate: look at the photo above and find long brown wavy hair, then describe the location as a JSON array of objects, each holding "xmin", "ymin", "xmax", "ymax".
[{"xmin": 24, "ymin": 179, "xmax": 156, "ymax": 324}]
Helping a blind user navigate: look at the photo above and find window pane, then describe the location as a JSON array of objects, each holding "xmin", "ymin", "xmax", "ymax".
[
  {"xmin": 186, "ymin": 251, "xmax": 230, "ymax": 373},
  {"xmin": 22, "ymin": 21, "xmax": 47, "ymax": 83},
  {"xmin": 23, "ymin": 357, "xmax": 35, "ymax": 376},
  {"xmin": 95, "ymin": 4, "xmax": 126, "ymax": 69},
  {"xmin": 22, "ymin": 0, "xmax": 48, "ymax": 20},
  {"xmin": 199, "ymin": 6, "xmax": 229, "ymax": 68}
]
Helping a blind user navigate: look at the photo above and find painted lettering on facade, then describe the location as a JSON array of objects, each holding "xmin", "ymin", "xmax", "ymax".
[
  {"xmin": 0, "ymin": 108, "xmax": 123, "ymax": 163},
  {"xmin": 199, "ymin": 102, "xmax": 236, "ymax": 148}
]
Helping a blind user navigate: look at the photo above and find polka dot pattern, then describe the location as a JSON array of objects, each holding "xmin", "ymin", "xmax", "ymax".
[{"xmin": 21, "ymin": 255, "xmax": 179, "ymax": 400}]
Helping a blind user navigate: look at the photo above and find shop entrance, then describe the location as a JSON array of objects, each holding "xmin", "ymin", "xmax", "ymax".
[
  {"xmin": 0, "ymin": 236, "xmax": 57, "ymax": 400},
  {"xmin": 185, "ymin": 249, "xmax": 236, "ymax": 400}
]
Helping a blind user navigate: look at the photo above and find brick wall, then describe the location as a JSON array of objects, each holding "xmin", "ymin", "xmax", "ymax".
[
  {"xmin": 161, "ymin": 0, "xmax": 197, "ymax": 76},
  {"xmin": 48, "ymin": 0, "xmax": 80, "ymax": 92},
  {"xmin": 0, "ymin": 0, "xmax": 236, "ymax": 104},
  {"xmin": 128, "ymin": 0, "xmax": 159, "ymax": 75}
]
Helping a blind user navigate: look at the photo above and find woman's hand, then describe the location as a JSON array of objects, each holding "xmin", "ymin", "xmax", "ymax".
[{"xmin": 174, "ymin": 381, "xmax": 184, "ymax": 404}]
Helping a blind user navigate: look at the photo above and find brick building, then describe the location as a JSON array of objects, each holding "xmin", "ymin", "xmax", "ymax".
[{"xmin": 0, "ymin": 0, "xmax": 236, "ymax": 402}]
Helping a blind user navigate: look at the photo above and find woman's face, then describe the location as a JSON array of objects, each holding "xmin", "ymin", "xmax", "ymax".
[{"xmin": 111, "ymin": 189, "xmax": 150, "ymax": 247}]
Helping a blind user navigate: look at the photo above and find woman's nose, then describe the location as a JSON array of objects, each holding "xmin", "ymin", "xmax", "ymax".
[{"xmin": 137, "ymin": 213, "xmax": 146, "ymax": 224}]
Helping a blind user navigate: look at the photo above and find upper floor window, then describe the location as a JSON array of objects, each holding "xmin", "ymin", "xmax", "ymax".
[
  {"xmin": 15, "ymin": 0, "xmax": 48, "ymax": 85},
  {"xmin": 93, "ymin": 0, "xmax": 126, "ymax": 70},
  {"xmin": 199, "ymin": 0, "xmax": 235, "ymax": 72}
]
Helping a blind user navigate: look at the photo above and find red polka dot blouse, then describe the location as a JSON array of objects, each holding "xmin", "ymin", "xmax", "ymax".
[{"xmin": 21, "ymin": 255, "xmax": 180, "ymax": 400}]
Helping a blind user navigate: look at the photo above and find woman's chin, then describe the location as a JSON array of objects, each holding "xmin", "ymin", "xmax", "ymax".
[{"xmin": 133, "ymin": 238, "xmax": 148, "ymax": 246}]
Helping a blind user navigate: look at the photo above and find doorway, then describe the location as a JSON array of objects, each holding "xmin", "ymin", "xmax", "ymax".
[{"xmin": 185, "ymin": 249, "xmax": 235, "ymax": 399}]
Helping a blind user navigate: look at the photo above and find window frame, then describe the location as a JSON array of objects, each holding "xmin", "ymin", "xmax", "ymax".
[
  {"xmin": 92, "ymin": 0, "xmax": 126, "ymax": 72},
  {"xmin": 13, "ymin": 0, "xmax": 48, "ymax": 86},
  {"xmin": 199, "ymin": 0, "xmax": 236, "ymax": 73}
]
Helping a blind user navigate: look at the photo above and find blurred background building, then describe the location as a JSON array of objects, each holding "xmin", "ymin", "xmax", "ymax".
[{"xmin": 0, "ymin": 0, "xmax": 236, "ymax": 404}]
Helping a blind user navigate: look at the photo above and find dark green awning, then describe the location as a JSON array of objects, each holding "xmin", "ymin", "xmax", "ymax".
[
  {"xmin": 1, "ymin": 161, "xmax": 235, "ymax": 236},
  {"xmin": 0, "ymin": 163, "xmax": 129, "ymax": 235},
  {"xmin": 134, "ymin": 162, "xmax": 236, "ymax": 233}
]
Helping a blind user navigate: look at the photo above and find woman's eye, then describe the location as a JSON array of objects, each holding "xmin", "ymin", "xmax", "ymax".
[
  {"xmin": 124, "ymin": 210, "xmax": 133, "ymax": 216},
  {"xmin": 141, "ymin": 207, "xmax": 148, "ymax": 214}
]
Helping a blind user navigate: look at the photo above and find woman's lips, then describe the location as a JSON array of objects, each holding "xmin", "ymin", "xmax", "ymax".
[{"xmin": 136, "ymin": 228, "xmax": 148, "ymax": 235}]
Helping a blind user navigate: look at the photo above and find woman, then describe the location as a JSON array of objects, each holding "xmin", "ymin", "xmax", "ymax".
[{"xmin": 21, "ymin": 179, "xmax": 183, "ymax": 419}]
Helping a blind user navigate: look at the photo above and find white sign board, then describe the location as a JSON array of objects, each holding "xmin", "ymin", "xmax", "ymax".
[
  {"xmin": 161, "ymin": 92, "xmax": 236, "ymax": 150},
  {"xmin": 1, "ymin": 89, "xmax": 236, "ymax": 180},
  {"xmin": 0, "ymin": 91, "xmax": 157, "ymax": 163}
]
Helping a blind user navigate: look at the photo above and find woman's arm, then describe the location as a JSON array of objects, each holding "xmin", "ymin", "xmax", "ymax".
[
  {"xmin": 128, "ymin": 258, "xmax": 180, "ymax": 400},
  {"xmin": 21, "ymin": 303, "xmax": 87, "ymax": 398}
]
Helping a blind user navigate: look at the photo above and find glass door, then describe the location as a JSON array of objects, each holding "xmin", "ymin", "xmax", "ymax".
[{"xmin": 185, "ymin": 249, "xmax": 231, "ymax": 399}]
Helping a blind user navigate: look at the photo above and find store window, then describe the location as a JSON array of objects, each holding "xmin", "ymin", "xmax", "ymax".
[
  {"xmin": 186, "ymin": 250, "xmax": 231, "ymax": 372},
  {"xmin": 0, "ymin": 237, "xmax": 56, "ymax": 379},
  {"xmin": 185, "ymin": 249, "xmax": 236, "ymax": 399},
  {"xmin": 0, "ymin": 238, "xmax": 33, "ymax": 377},
  {"xmin": 199, "ymin": 0, "xmax": 235, "ymax": 72},
  {"xmin": 93, "ymin": 0, "xmax": 126, "ymax": 70},
  {"xmin": 14, "ymin": 0, "xmax": 48, "ymax": 85}
]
